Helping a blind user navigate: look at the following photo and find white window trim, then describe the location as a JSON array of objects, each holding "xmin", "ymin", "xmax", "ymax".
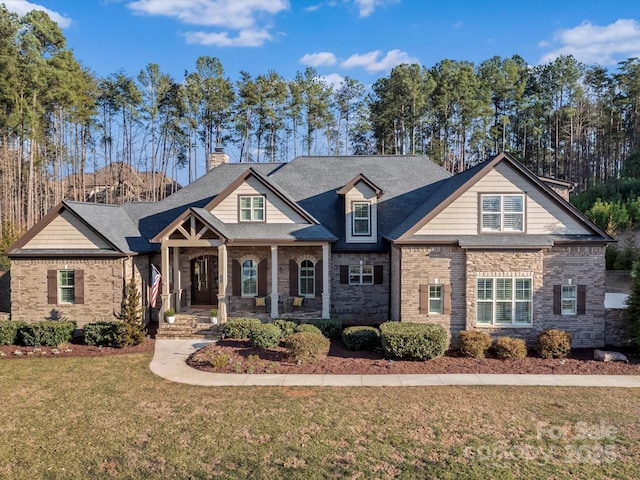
[
  {"xmin": 481, "ymin": 194, "xmax": 525, "ymax": 232},
  {"xmin": 428, "ymin": 284, "xmax": 443, "ymax": 314},
  {"xmin": 349, "ymin": 264, "xmax": 374, "ymax": 285},
  {"xmin": 241, "ymin": 259, "xmax": 258, "ymax": 297},
  {"xmin": 352, "ymin": 201, "xmax": 371, "ymax": 236},
  {"xmin": 58, "ymin": 270, "xmax": 75, "ymax": 304},
  {"xmin": 239, "ymin": 195, "xmax": 265, "ymax": 222},
  {"xmin": 561, "ymin": 284, "xmax": 577, "ymax": 315},
  {"xmin": 476, "ymin": 277, "xmax": 533, "ymax": 326},
  {"xmin": 298, "ymin": 260, "xmax": 315, "ymax": 298}
]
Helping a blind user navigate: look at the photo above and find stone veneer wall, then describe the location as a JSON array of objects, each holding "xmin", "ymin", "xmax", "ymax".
[
  {"xmin": 10, "ymin": 257, "xmax": 129, "ymax": 327},
  {"xmin": 604, "ymin": 308, "xmax": 632, "ymax": 347},
  {"xmin": 398, "ymin": 245, "xmax": 466, "ymax": 345},
  {"xmin": 397, "ymin": 244, "xmax": 607, "ymax": 348},
  {"xmin": 330, "ymin": 252, "xmax": 389, "ymax": 322}
]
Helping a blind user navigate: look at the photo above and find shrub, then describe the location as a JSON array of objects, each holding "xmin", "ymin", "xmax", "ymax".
[
  {"xmin": 113, "ymin": 321, "xmax": 146, "ymax": 347},
  {"xmin": 300, "ymin": 318, "xmax": 342, "ymax": 339},
  {"xmin": 249, "ymin": 323, "xmax": 282, "ymax": 349},
  {"xmin": 19, "ymin": 320, "xmax": 76, "ymax": 347},
  {"xmin": 284, "ymin": 332, "xmax": 330, "ymax": 363},
  {"xmin": 379, "ymin": 322, "xmax": 447, "ymax": 360},
  {"xmin": 537, "ymin": 329, "xmax": 572, "ymax": 359},
  {"xmin": 210, "ymin": 353, "xmax": 230, "ymax": 368},
  {"xmin": 342, "ymin": 326, "xmax": 380, "ymax": 351},
  {"xmin": 273, "ymin": 319, "xmax": 298, "ymax": 337},
  {"xmin": 295, "ymin": 323, "xmax": 323, "ymax": 336},
  {"xmin": 223, "ymin": 318, "xmax": 262, "ymax": 339},
  {"xmin": 84, "ymin": 322, "xmax": 119, "ymax": 346},
  {"xmin": 493, "ymin": 337, "xmax": 528, "ymax": 360},
  {"xmin": 459, "ymin": 330, "xmax": 492, "ymax": 358},
  {"xmin": 0, "ymin": 321, "xmax": 26, "ymax": 345}
]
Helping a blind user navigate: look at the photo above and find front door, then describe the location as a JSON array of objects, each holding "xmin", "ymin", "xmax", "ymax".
[{"xmin": 191, "ymin": 255, "xmax": 218, "ymax": 305}]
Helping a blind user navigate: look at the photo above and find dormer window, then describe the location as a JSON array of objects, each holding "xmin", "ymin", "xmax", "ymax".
[
  {"xmin": 352, "ymin": 202, "xmax": 371, "ymax": 236},
  {"xmin": 481, "ymin": 194, "xmax": 524, "ymax": 232},
  {"xmin": 239, "ymin": 195, "xmax": 265, "ymax": 222}
]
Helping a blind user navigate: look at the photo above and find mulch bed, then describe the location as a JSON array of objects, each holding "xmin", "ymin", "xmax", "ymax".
[
  {"xmin": 0, "ymin": 337, "xmax": 155, "ymax": 359},
  {"xmin": 187, "ymin": 338, "xmax": 640, "ymax": 375}
]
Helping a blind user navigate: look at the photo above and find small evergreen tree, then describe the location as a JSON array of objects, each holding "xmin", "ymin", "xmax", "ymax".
[
  {"xmin": 624, "ymin": 261, "xmax": 640, "ymax": 348},
  {"xmin": 113, "ymin": 275, "xmax": 146, "ymax": 346}
]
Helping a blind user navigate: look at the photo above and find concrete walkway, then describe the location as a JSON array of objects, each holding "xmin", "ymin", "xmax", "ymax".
[{"xmin": 150, "ymin": 339, "xmax": 640, "ymax": 387}]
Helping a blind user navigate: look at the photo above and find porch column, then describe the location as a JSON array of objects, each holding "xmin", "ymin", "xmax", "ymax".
[
  {"xmin": 270, "ymin": 245, "xmax": 279, "ymax": 318},
  {"xmin": 172, "ymin": 247, "xmax": 181, "ymax": 312},
  {"xmin": 322, "ymin": 243, "xmax": 330, "ymax": 319},
  {"xmin": 160, "ymin": 243, "xmax": 170, "ymax": 324},
  {"xmin": 217, "ymin": 243, "xmax": 228, "ymax": 323}
]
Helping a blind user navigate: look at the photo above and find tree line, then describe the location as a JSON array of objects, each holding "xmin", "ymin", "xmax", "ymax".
[{"xmin": 1, "ymin": 6, "xmax": 640, "ymax": 243}]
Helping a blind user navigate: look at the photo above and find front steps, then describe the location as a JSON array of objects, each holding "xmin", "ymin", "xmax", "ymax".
[{"xmin": 155, "ymin": 311, "xmax": 223, "ymax": 340}]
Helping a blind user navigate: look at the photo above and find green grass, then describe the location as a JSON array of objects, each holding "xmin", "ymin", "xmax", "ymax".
[{"xmin": 1, "ymin": 353, "xmax": 639, "ymax": 479}]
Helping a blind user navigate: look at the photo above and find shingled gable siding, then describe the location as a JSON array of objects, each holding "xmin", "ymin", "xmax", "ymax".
[
  {"xmin": 330, "ymin": 252, "xmax": 389, "ymax": 323},
  {"xmin": 396, "ymin": 245, "xmax": 466, "ymax": 347},
  {"xmin": 10, "ymin": 257, "xmax": 127, "ymax": 328}
]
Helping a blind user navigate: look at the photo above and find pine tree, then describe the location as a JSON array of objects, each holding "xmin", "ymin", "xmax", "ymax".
[
  {"xmin": 624, "ymin": 261, "xmax": 640, "ymax": 348},
  {"xmin": 114, "ymin": 276, "xmax": 146, "ymax": 346}
]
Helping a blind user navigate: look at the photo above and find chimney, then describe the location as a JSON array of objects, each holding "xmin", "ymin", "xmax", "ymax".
[{"xmin": 208, "ymin": 147, "xmax": 229, "ymax": 171}]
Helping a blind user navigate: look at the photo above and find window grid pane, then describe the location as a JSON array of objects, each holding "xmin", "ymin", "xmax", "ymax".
[
  {"xmin": 299, "ymin": 260, "xmax": 315, "ymax": 296},
  {"xmin": 476, "ymin": 277, "xmax": 532, "ymax": 325},
  {"xmin": 59, "ymin": 270, "xmax": 75, "ymax": 304},
  {"xmin": 561, "ymin": 285, "xmax": 577, "ymax": 315},
  {"xmin": 481, "ymin": 194, "xmax": 524, "ymax": 232},
  {"xmin": 353, "ymin": 202, "xmax": 370, "ymax": 235},
  {"xmin": 242, "ymin": 260, "xmax": 257, "ymax": 296},
  {"xmin": 429, "ymin": 285, "xmax": 443, "ymax": 314}
]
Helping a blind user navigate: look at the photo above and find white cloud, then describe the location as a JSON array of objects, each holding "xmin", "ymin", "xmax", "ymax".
[
  {"xmin": 127, "ymin": 0, "xmax": 289, "ymax": 47},
  {"xmin": 538, "ymin": 19, "xmax": 640, "ymax": 66},
  {"xmin": 300, "ymin": 52, "xmax": 337, "ymax": 67},
  {"xmin": 320, "ymin": 73, "xmax": 344, "ymax": 89},
  {"xmin": 353, "ymin": 0, "xmax": 398, "ymax": 18},
  {"xmin": 3, "ymin": 0, "xmax": 72, "ymax": 28},
  {"xmin": 341, "ymin": 49, "xmax": 418, "ymax": 72}
]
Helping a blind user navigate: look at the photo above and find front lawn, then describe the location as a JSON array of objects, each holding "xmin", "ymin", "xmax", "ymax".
[{"xmin": 1, "ymin": 353, "xmax": 639, "ymax": 479}]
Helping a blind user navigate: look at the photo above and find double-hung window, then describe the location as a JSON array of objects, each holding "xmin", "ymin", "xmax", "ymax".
[
  {"xmin": 58, "ymin": 270, "xmax": 75, "ymax": 304},
  {"xmin": 477, "ymin": 277, "xmax": 532, "ymax": 325},
  {"xmin": 239, "ymin": 196, "xmax": 265, "ymax": 222},
  {"xmin": 352, "ymin": 202, "xmax": 371, "ymax": 236},
  {"xmin": 481, "ymin": 194, "xmax": 524, "ymax": 232},
  {"xmin": 561, "ymin": 285, "xmax": 577, "ymax": 315},
  {"xmin": 429, "ymin": 285, "xmax": 443, "ymax": 314},
  {"xmin": 241, "ymin": 259, "xmax": 258, "ymax": 296},
  {"xmin": 349, "ymin": 265, "xmax": 374, "ymax": 285},
  {"xmin": 298, "ymin": 260, "xmax": 315, "ymax": 297}
]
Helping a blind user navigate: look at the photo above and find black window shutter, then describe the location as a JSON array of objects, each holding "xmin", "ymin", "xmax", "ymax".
[
  {"xmin": 553, "ymin": 285, "xmax": 561, "ymax": 315},
  {"xmin": 74, "ymin": 270, "xmax": 84, "ymax": 304},
  {"xmin": 47, "ymin": 270, "xmax": 57, "ymax": 304},
  {"xmin": 374, "ymin": 265, "xmax": 383, "ymax": 284},
  {"xmin": 339, "ymin": 265, "xmax": 349, "ymax": 284},
  {"xmin": 258, "ymin": 260, "xmax": 267, "ymax": 296},
  {"xmin": 315, "ymin": 261, "xmax": 323, "ymax": 297},
  {"xmin": 232, "ymin": 260, "xmax": 241, "ymax": 296},
  {"xmin": 577, "ymin": 285, "xmax": 586, "ymax": 315},
  {"xmin": 289, "ymin": 260, "xmax": 298, "ymax": 296}
]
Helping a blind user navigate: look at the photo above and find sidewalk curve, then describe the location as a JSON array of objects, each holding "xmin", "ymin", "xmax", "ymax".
[{"xmin": 150, "ymin": 339, "xmax": 640, "ymax": 388}]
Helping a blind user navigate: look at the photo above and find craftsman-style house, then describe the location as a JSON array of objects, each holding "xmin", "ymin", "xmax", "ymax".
[{"xmin": 7, "ymin": 151, "xmax": 613, "ymax": 347}]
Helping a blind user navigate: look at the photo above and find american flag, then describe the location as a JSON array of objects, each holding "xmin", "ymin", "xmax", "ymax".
[{"xmin": 150, "ymin": 264, "xmax": 161, "ymax": 308}]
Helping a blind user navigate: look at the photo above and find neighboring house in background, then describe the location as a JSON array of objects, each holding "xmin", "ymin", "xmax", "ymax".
[
  {"xmin": 8, "ymin": 151, "xmax": 615, "ymax": 347},
  {"xmin": 59, "ymin": 162, "xmax": 181, "ymax": 204}
]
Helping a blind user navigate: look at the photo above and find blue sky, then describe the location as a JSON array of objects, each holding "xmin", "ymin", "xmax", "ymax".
[{"xmin": 4, "ymin": 0, "xmax": 640, "ymax": 89}]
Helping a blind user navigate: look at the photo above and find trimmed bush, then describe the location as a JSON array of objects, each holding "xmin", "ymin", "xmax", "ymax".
[
  {"xmin": 210, "ymin": 353, "xmax": 230, "ymax": 368},
  {"xmin": 300, "ymin": 318, "xmax": 342, "ymax": 339},
  {"xmin": 342, "ymin": 326, "xmax": 380, "ymax": 351},
  {"xmin": 459, "ymin": 330, "xmax": 492, "ymax": 358},
  {"xmin": 284, "ymin": 332, "xmax": 330, "ymax": 363},
  {"xmin": 223, "ymin": 317, "xmax": 262, "ymax": 339},
  {"xmin": 84, "ymin": 322, "xmax": 119, "ymax": 346},
  {"xmin": 0, "ymin": 321, "xmax": 26, "ymax": 345},
  {"xmin": 273, "ymin": 319, "xmax": 298, "ymax": 337},
  {"xmin": 19, "ymin": 320, "xmax": 76, "ymax": 347},
  {"xmin": 537, "ymin": 329, "xmax": 572, "ymax": 359},
  {"xmin": 379, "ymin": 322, "xmax": 447, "ymax": 360},
  {"xmin": 493, "ymin": 337, "xmax": 528, "ymax": 360},
  {"xmin": 249, "ymin": 323, "xmax": 282, "ymax": 349},
  {"xmin": 295, "ymin": 323, "xmax": 323, "ymax": 336}
]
